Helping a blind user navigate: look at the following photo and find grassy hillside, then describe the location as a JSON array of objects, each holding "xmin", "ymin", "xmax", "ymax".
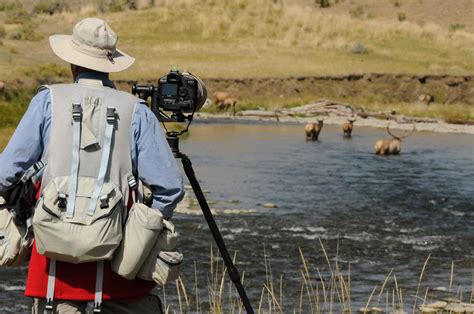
[{"xmin": 0, "ymin": 0, "xmax": 473, "ymax": 81}]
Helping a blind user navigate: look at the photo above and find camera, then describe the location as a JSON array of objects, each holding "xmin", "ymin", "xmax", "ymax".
[{"xmin": 132, "ymin": 69, "xmax": 204, "ymax": 122}]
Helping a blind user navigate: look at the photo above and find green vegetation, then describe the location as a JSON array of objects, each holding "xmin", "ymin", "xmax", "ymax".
[
  {"xmin": 449, "ymin": 23, "xmax": 465, "ymax": 32},
  {"xmin": 397, "ymin": 12, "xmax": 406, "ymax": 22}
]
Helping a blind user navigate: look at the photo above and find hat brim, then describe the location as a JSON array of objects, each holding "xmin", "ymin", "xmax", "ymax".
[{"xmin": 49, "ymin": 35, "xmax": 135, "ymax": 73}]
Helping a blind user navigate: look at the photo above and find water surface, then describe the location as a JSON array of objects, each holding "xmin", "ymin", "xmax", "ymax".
[{"xmin": 1, "ymin": 122, "xmax": 473, "ymax": 312}]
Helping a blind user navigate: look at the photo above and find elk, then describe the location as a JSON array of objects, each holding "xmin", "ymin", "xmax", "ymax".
[
  {"xmin": 0, "ymin": 81, "xmax": 4, "ymax": 93},
  {"xmin": 213, "ymin": 91, "xmax": 237, "ymax": 115},
  {"xmin": 374, "ymin": 124, "xmax": 415, "ymax": 155},
  {"xmin": 305, "ymin": 118, "xmax": 324, "ymax": 141},
  {"xmin": 418, "ymin": 93, "xmax": 433, "ymax": 105},
  {"xmin": 342, "ymin": 117, "xmax": 356, "ymax": 137}
]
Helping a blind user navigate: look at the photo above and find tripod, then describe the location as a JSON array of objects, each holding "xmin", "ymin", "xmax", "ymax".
[{"xmin": 166, "ymin": 131, "xmax": 254, "ymax": 313}]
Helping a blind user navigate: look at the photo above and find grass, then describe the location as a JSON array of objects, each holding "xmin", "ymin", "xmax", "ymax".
[
  {"xmin": 0, "ymin": 126, "xmax": 15, "ymax": 150},
  {"xmin": 0, "ymin": 0, "xmax": 473, "ymax": 81},
  {"xmin": 161, "ymin": 240, "xmax": 473, "ymax": 313}
]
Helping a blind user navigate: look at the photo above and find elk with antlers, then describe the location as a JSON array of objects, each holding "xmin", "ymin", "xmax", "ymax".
[
  {"xmin": 305, "ymin": 118, "xmax": 324, "ymax": 141},
  {"xmin": 342, "ymin": 117, "xmax": 356, "ymax": 137},
  {"xmin": 374, "ymin": 124, "xmax": 415, "ymax": 155}
]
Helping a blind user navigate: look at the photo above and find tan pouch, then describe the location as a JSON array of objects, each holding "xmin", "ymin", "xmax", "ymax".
[
  {"xmin": 0, "ymin": 208, "xmax": 29, "ymax": 267},
  {"xmin": 151, "ymin": 251, "xmax": 183, "ymax": 286},
  {"xmin": 33, "ymin": 176, "xmax": 124, "ymax": 264},
  {"xmin": 137, "ymin": 219, "xmax": 179, "ymax": 280},
  {"xmin": 111, "ymin": 203, "xmax": 164, "ymax": 280}
]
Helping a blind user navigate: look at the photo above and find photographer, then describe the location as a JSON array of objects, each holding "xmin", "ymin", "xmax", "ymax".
[{"xmin": 0, "ymin": 17, "xmax": 190, "ymax": 313}]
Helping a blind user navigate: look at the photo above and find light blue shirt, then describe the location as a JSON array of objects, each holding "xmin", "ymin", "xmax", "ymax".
[{"xmin": 0, "ymin": 72, "xmax": 184, "ymax": 218}]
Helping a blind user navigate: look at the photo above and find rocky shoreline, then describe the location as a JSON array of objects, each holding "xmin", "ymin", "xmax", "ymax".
[{"xmin": 195, "ymin": 100, "xmax": 474, "ymax": 135}]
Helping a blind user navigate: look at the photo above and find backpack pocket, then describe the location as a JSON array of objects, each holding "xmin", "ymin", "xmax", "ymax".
[
  {"xmin": 136, "ymin": 219, "xmax": 179, "ymax": 281},
  {"xmin": 33, "ymin": 176, "xmax": 123, "ymax": 264},
  {"xmin": 0, "ymin": 208, "xmax": 29, "ymax": 267},
  {"xmin": 111, "ymin": 203, "xmax": 164, "ymax": 279},
  {"xmin": 151, "ymin": 251, "xmax": 183, "ymax": 286}
]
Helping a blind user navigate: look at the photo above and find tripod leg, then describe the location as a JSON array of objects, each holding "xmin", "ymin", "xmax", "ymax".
[{"xmin": 180, "ymin": 155, "xmax": 254, "ymax": 313}]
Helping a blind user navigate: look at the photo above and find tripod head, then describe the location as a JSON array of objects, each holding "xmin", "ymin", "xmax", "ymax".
[{"xmin": 166, "ymin": 131, "xmax": 182, "ymax": 159}]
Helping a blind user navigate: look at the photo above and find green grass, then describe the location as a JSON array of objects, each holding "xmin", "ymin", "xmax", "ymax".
[{"xmin": 0, "ymin": 126, "xmax": 15, "ymax": 151}]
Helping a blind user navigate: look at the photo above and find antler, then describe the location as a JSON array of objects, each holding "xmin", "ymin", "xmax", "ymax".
[
  {"xmin": 386, "ymin": 123, "xmax": 416, "ymax": 139},
  {"xmin": 400, "ymin": 123, "xmax": 416, "ymax": 139},
  {"xmin": 386, "ymin": 124, "xmax": 399, "ymax": 139}
]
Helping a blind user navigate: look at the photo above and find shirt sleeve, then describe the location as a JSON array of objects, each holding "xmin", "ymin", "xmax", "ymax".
[
  {"xmin": 0, "ymin": 89, "xmax": 51, "ymax": 192},
  {"xmin": 131, "ymin": 103, "xmax": 184, "ymax": 219}
]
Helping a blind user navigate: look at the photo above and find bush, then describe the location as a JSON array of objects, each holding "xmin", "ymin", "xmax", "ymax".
[
  {"xmin": 392, "ymin": 0, "xmax": 401, "ymax": 7},
  {"xmin": 9, "ymin": 22, "xmax": 43, "ymax": 41},
  {"xmin": 349, "ymin": 42, "xmax": 368, "ymax": 54},
  {"xmin": 22, "ymin": 63, "xmax": 70, "ymax": 85},
  {"xmin": 397, "ymin": 12, "xmax": 406, "ymax": 22},
  {"xmin": 0, "ymin": 25, "xmax": 6, "ymax": 38},
  {"xmin": 33, "ymin": 0, "xmax": 68, "ymax": 15},
  {"xmin": 98, "ymin": 0, "xmax": 138, "ymax": 12},
  {"xmin": 316, "ymin": 0, "xmax": 330, "ymax": 8},
  {"xmin": 449, "ymin": 23, "xmax": 465, "ymax": 32},
  {"xmin": 349, "ymin": 5, "xmax": 365, "ymax": 18}
]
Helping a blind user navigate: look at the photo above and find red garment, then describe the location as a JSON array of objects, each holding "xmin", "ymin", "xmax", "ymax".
[
  {"xmin": 25, "ymin": 186, "xmax": 155, "ymax": 300},
  {"xmin": 25, "ymin": 242, "xmax": 155, "ymax": 301}
]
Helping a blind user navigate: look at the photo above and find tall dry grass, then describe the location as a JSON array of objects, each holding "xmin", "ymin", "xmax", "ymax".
[
  {"xmin": 163, "ymin": 240, "xmax": 473, "ymax": 313},
  {"xmin": 0, "ymin": 0, "xmax": 473, "ymax": 80}
]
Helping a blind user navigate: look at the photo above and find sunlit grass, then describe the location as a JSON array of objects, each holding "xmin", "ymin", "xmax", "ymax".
[
  {"xmin": 0, "ymin": 126, "xmax": 15, "ymax": 151},
  {"xmin": 0, "ymin": 0, "xmax": 473, "ymax": 81}
]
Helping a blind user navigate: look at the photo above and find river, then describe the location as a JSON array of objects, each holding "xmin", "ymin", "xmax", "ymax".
[{"xmin": 1, "ymin": 121, "xmax": 473, "ymax": 313}]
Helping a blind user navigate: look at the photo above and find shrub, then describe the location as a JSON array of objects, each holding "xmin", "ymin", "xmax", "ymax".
[
  {"xmin": 9, "ymin": 22, "xmax": 43, "ymax": 41},
  {"xmin": 350, "ymin": 42, "xmax": 368, "ymax": 54},
  {"xmin": 397, "ymin": 12, "xmax": 406, "ymax": 22},
  {"xmin": 349, "ymin": 5, "xmax": 365, "ymax": 18},
  {"xmin": 33, "ymin": 0, "xmax": 68, "ymax": 15},
  {"xmin": 449, "ymin": 23, "xmax": 465, "ymax": 32},
  {"xmin": 316, "ymin": 0, "xmax": 330, "ymax": 8},
  {"xmin": 0, "ymin": 25, "xmax": 6, "ymax": 38},
  {"xmin": 4, "ymin": 6, "xmax": 30, "ymax": 24},
  {"xmin": 22, "ymin": 63, "xmax": 70, "ymax": 85},
  {"xmin": 98, "ymin": 0, "xmax": 138, "ymax": 12},
  {"xmin": 392, "ymin": 0, "xmax": 401, "ymax": 7}
]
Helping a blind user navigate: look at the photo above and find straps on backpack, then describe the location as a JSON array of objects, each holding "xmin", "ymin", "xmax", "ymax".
[
  {"xmin": 63, "ymin": 104, "xmax": 117, "ymax": 218},
  {"xmin": 94, "ymin": 261, "xmax": 104, "ymax": 313},
  {"xmin": 44, "ymin": 260, "xmax": 104, "ymax": 313},
  {"xmin": 45, "ymin": 259, "xmax": 56, "ymax": 312},
  {"xmin": 66, "ymin": 103, "xmax": 83, "ymax": 219},
  {"xmin": 87, "ymin": 107, "xmax": 116, "ymax": 216}
]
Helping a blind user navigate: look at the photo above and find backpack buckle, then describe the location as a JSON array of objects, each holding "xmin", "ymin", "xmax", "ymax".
[
  {"xmin": 99, "ymin": 195, "xmax": 109, "ymax": 209},
  {"xmin": 57, "ymin": 193, "xmax": 67, "ymax": 209},
  {"xmin": 127, "ymin": 175, "xmax": 137, "ymax": 190},
  {"xmin": 93, "ymin": 302, "xmax": 102, "ymax": 313},
  {"xmin": 72, "ymin": 103, "xmax": 82, "ymax": 121},
  {"xmin": 106, "ymin": 107, "xmax": 116, "ymax": 124},
  {"xmin": 44, "ymin": 299, "xmax": 53, "ymax": 312}
]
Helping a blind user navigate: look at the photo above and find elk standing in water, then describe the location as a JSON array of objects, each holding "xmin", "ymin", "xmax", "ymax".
[
  {"xmin": 374, "ymin": 124, "xmax": 415, "ymax": 155},
  {"xmin": 305, "ymin": 118, "xmax": 324, "ymax": 141},
  {"xmin": 342, "ymin": 117, "xmax": 356, "ymax": 137}
]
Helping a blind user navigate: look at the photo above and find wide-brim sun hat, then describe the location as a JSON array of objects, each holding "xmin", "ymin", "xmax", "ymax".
[{"xmin": 49, "ymin": 17, "xmax": 134, "ymax": 73}]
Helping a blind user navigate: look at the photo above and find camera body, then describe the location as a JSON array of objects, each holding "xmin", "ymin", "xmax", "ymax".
[
  {"xmin": 132, "ymin": 70, "xmax": 202, "ymax": 122},
  {"xmin": 157, "ymin": 70, "xmax": 198, "ymax": 113}
]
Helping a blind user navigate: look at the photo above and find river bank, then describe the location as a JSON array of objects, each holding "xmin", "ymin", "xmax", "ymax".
[{"xmin": 195, "ymin": 104, "xmax": 474, "ymax": 135}]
